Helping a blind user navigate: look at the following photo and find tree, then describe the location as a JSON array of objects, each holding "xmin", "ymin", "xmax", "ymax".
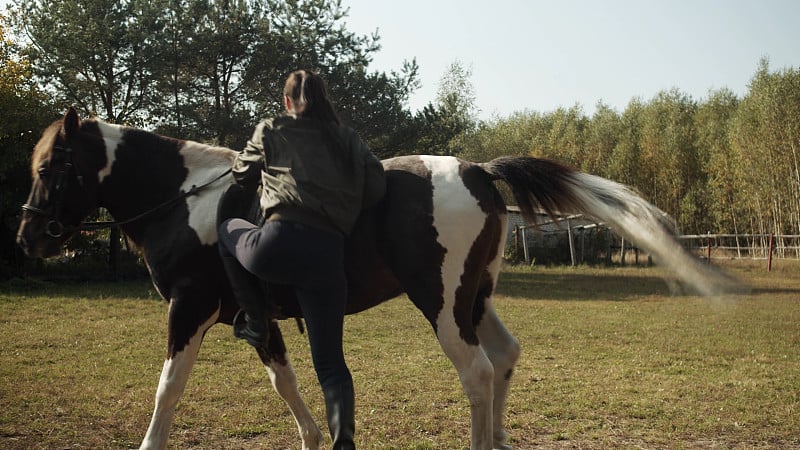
[
  {"xmin": 149, "ymin": 0, "xmax": 267, "ymax": 148},
  {"xmin": 0, "ymin": 13, "xmax": 57, "ymax": 277},
  {"xmin": 543, "ymin": 104, "xmax": 586, "ymax": 167},
  {"xmin": 695, "ymin": 88, "xmax": 741, "ymax": 233},
  {"xmin": 12, "ymin": 0, "xmax": 165, "ymax": 124},
  {"xmin": 12, "ymin": 0, "xmax": 420, "ymax": 153},
  {"xmin": 635, "ymin": 89, "xmax": 701, "ymax": 229},
  {"xmin": 583, "ymin": 102, "xmax": 621, "ymax": 177},
  {"xmin": 414, "ymin": 60, "xmax": 478, "ymax": 156},
  {"xmin": 244, "ymin": 0, "xmax": 420, "ymax": 155},
  {"xmin": 730, "ymin": 58, "xmax": 800, "ymax": 235},
  {"xmin": 608, "ymin": 98, "xmax": 645, "ymax": 188}
]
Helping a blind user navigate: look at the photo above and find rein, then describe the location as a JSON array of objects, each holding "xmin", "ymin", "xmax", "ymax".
[
  {"xmin": 22, "ymin": 142, "xmax": 233, "ymax": 234},
  {"xmin": 106, "ymin": 167, "xmax": 233, "ymax": 228}
]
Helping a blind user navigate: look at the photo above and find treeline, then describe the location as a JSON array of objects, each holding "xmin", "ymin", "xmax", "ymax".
[{"xmin": 459, "ymin": 60, "xmax": 800, "ymax": 236}]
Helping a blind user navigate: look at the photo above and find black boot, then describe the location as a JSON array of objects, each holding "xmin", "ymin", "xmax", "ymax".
[
  {"xmin": 323, "ymin": 380, "xmax": 356, "ymax": 450},
  {"xmin": 221, "ymin": 255, "xmax": 270, "ymax": 350},
  {"xmin": 218, "ymin": 184, "xmax": 269, "ymax": 350}
]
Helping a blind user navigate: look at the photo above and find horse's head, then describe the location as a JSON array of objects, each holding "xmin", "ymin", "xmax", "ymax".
[{"xmin": 16, "ymin": 108, "xmax": 105, "ymax": 258}]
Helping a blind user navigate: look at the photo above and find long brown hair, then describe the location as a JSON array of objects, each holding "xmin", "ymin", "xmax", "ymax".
[{"xmin": 284, "ymin": 70, "xmax": 340, "ymax": 125}]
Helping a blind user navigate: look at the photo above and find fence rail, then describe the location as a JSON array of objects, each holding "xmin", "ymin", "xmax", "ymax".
[{"xmin": 511, "ymin": 214, "xmax": 798, "ymax": 270}]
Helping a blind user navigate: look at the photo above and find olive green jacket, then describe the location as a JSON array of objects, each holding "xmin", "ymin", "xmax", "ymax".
[{"xmin": 232, "ymin": 115, "xmax": 386, "ymax": 235}]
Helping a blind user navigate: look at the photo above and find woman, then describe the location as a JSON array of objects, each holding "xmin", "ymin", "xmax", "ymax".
[{"xmin": 217, "ymin": 69, "xmax": 385, "ymax": 450}]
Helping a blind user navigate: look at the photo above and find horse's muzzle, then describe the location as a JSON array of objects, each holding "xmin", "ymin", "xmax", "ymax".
[{"xmin": 16, "ymin": 225, "xmax": 63, "ymax": 259}]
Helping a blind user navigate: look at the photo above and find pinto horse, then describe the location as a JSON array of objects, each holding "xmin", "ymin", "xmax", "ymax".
[{"xmin": 17, "ymin": 108, "xmax": 739, "ymax": 450}]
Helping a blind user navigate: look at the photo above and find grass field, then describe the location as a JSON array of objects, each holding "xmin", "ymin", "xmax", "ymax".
[{"xmin": 1, "ymin": 260, "xmax": 798, "ymax": 449}]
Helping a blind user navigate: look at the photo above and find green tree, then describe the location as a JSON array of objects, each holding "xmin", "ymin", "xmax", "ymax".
[
  {"xmin": 543, "ymin": 104, "xmax": 586, "ymax": 167},
  {"xmin": 13, "ymin": 0, "xmax": 419, "ymax": 153},
  {"xmin": 637, "ymin": 89, "xmax": 701, "ymax": 229},
  {"xmin": 583, "ymin": 102, "xmax": 621, "ymax": 177},
  {"xmin": 608, "ymin": 98, "xmax": 645, "ymax": 188},
  {"xmin": 12, "ymin": 0, "xmax": 164, "ymax": 124},
  {"xmin": 695, "ymin": 88, "xmax": 741, "ymax": 233},
  {"xmin": 460, "ymin": 112, "xmax": 539, "ymax": 162},
  {"xmin": 0, "ymin": 13, "xmax": 57, "ymax": 277},
  {"xmin": 242, "ymin": 0, "xmax": 420, "ymax": 155},
  {"xmin": 151, "ymin": 0, "xmax": 267, "ymax": 147},
  {"xmin": 731, "ymin": 58, "xmax": 800, "ymax": 235},
  {"xmin": 414, "ymin": 60, "xmax": 478, "ymax": 156}
]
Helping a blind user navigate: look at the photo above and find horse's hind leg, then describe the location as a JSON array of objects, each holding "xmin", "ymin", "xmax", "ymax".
[
  {"xmin": 435, "ymin": 315, "xmax": 495, "ymax": 450},
  {"xmin": 476, "ymin": 301, "xmax": 520, "ymax": 450},
  {"xmin": 257, "ymin": 321, "xmax": 324, "ymax": 450},
  {"xmin": 140, "ymin": 301, "xmax": 219, "ymax": 450},
  {"xmin": 476, "ymin": 235, "xmax": 520, "ymax": 450}
]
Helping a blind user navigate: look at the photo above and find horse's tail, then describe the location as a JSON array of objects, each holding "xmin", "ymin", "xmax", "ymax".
[{"xmin": 480, "ymin": 156, "xmax": 746, "ymax": 297}]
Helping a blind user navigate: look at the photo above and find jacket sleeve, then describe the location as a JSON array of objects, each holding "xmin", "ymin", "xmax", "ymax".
[
  {"xmin": 232, "ymin": 120, "xmax": 268, "ymax": 189},
  {"xmin": 359, "ymin": 138, "xmax": 386, "ymax": 210}
]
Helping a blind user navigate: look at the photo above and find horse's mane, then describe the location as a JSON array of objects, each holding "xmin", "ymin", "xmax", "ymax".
[{"xmin": 31, "ymin": 121, "xmax": 62, "ymax": 177}]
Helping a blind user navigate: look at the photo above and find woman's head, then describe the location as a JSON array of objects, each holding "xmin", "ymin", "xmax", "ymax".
[{"xmin": 283, "ymin": 70, "xmax": 340, "ymax": 125}]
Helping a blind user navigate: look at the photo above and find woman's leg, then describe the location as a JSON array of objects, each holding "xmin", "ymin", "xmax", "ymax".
[
  {"xmin": 295, "ymin": 272, "xmax": 355, "ymax": 450},
  {"xmin": 217, "ymin": 218, "xmax": 276, "ymax": 349},
  {"xmin": 278, "ymin": 227, "xmax": 353, "ymax": 450}
]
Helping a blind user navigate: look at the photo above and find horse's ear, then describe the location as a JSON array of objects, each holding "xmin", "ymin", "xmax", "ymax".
[{"xmin": 63, "ymin": 107, "xmax": 81, "ymax": 136}]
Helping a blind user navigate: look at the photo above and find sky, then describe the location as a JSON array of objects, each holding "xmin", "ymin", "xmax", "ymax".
[
  {"xmin": 3, "ymin": 1, "xmax": 798, "ymax": 120},
  {"xmin": 343, "ymin": 0, "xmax": 800, "ymax": 119}
]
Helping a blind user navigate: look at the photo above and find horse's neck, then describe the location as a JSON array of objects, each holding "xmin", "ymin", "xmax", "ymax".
[
  {"xmin": 95, "ymin": 120, "xmax": 235, "ymax": 188},
  {"xmin": 93, "ymin": 121, "xmax": 236, "ymax": 244}
]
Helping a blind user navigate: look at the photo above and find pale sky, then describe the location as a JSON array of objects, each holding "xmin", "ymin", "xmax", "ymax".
[
  {"xmin": 4, "ymin": 1, "xmax": 798, "ymax": 120},
  {"xmin": 344, "ymin": 0, "xmax": 800, "ymax": 119}
]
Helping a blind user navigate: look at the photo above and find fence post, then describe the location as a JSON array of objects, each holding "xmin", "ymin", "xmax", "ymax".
[
  {"xmin": 521, "ymin": 227, "xmax": 530, "ymax": 265},
  {"xmin": 567, "ymin": 219, "xmax": 576, "ymax": 266},
  {"xmin": 768, "ymin": 232, "xmax": 774, "ymax": 272},
  {"xmin": 706, "ymin": 234, "xmax": 712, "ymax": 264}
]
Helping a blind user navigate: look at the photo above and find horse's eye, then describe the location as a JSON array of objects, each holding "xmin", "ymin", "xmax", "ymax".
[{"xmin": 38, "ymin": 166, "xmax": 50, "ymax": 179}]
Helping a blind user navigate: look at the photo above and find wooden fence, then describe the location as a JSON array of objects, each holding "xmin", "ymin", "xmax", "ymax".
[{"xmin": 511, "ymin": 213, "xmax": 799, "ymax": 270}]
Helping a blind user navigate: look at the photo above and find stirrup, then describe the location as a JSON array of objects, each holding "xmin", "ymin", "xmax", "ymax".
[
  {"xmin": 232, "ymin": 309, "xmax": 248, "ymax": 335},
  {"xmin": 232, "ymin": 309, "xmax": 269, "ymax": 350}
]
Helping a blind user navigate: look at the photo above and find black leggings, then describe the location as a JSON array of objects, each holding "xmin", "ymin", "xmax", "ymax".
[{"xmin": 218, "ymin": 218, "xmax": 351, "ymax": 389}]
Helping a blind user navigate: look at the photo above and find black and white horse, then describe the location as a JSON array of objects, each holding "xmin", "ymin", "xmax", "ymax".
[{"xmin": 17, "ymin": 108, "xmax": 739, "ymax": 450}]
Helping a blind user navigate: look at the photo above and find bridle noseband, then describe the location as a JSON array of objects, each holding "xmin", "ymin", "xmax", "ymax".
[{"xmin": 21, "ymin": 144, "xmax": 84, "ymax": 238}]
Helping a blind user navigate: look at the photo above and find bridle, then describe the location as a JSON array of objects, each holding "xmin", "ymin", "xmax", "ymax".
[
  {"xmin": 21, "ymin": 144, "xmax": 83, "ymax": 238},
  {"xmin": 21, "ymin": 143, "xmax": 232, "ymax": 237}
]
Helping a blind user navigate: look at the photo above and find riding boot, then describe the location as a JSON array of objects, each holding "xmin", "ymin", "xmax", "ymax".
[
  {"xmin": 217, "ymin": 183, "xmax": 269, "ymax": 350},
  {"xmin": 221, "ymin": 255, "xmax": 270, "ymax": 350},
  {"xmin": 322, "ymin": 380, "xmax": 356, "ymax": 450}
]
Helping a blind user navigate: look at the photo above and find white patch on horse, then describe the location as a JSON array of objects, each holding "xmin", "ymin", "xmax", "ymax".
[
  {"xmin": 421, "ymin": 155, "xmax": 487, "ymax": 345},
  {"xmin": 178, "ymin": 141, "xmax": 236, "ymax": 246},
  {"xmin": 96, "ymin": 121, "xmax": 124, "ymax": 183}
]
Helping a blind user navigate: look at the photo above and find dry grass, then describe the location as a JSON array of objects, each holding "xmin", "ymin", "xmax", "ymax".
[{"xmin": 1, "ymin": 260, "xmax": 798, "ymax": 449}]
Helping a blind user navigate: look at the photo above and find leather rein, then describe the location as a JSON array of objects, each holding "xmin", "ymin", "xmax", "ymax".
[{"xmin": 21, "ymin": 144, "xmax": 232, "ymax": 237}]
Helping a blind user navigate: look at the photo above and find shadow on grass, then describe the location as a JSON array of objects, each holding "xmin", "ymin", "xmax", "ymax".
[
  {"xmin": 495, "ymin": 270, "xmax": 675, "ymax": 301},
  {"xmin": 0, "ymin": 277, "xmax": 158, "ymax": 300},
  {"xmin": 751, "ymin": 287, "xmax": 800, "ymax": 296}
]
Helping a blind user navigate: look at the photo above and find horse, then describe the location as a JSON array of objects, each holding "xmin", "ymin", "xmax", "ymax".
[{"xmin": 16, "ymin": 108, "xmax": 741, "ymax": 450}]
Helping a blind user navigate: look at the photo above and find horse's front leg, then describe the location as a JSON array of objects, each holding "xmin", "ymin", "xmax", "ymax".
[
  {"xmin": 257, "ymin": 320, "xmax": 324, "ymax": 450},
  {"xmin": 140, "ymin": 301, "xmax": 219, "ymax": 450}
]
